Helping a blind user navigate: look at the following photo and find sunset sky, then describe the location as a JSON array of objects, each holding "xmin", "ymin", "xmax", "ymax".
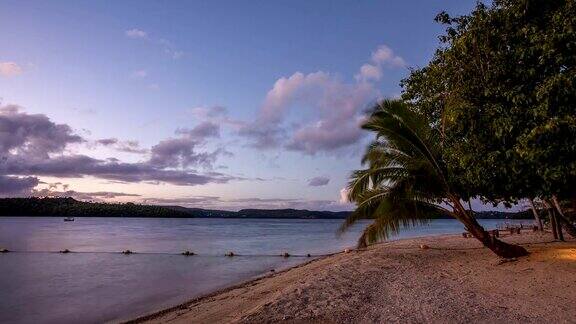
[{"xmin": 0, "ymin": 0, "xmax": 497, "ymax": 211}]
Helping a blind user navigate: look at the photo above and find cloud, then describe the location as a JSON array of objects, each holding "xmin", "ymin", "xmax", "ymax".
[
  {"xmin": 125, "ymin": 28, "xmax": 147, "ymax": 39},
  {"xmin": 148, "ymin": 121, "xmax": 231, "ymax": 169},
  {"xmin": 355, "ymin": 45, "xmax": 405, "ymax": 82},
  {"xmin": 32, "ymin": 188, "xmax": 140, "ymax": 201},
  {"xmin": 0, "ymin": 175, "xmax": 39, "ymax": 196},
  {"xmin": 149, "ymin": 137, "xmax": 216, "ymax": 169},
  {"xmin": 190, "ymin": 106, "xmax": 228, "ymax": 119},
  {"xmin": 2, "ymin": 154, "xmax": 234, "ymax": 186},
  {"xmin": 189, "ymin": 106, "xmax": 245, "ymax": 131},
  {"xmin": 356, "ymin": 64, "xmax": 382, "ymax": 82},
  {"xmin": 371, "ymin": 45, "xmax": 406, "ymax": 67},
  {"xmin": 0, "ymin": 104, "xmax": 235, "ymax": 187},
  {"xmin": 307, "ymin": 176, "xmax": 330, "ymax": 186},
  {"xmin": 240, "ymin": 71, "xmax": 378, "ymax": 154},
  {"xmin": 0, "ymin": 105, "xmax": 84, "ymax": 159},
  {"xmin": 96, "ymin": 138, "xmax": 147, "ymax": 154},
  {"xmin": 0, "ymin": 62, "xmax": 23, "ymax": 77},
  {"xmin": 176, "ymin": 121, "xmax": 220, "ymax": 140},
  {"xmin": 143, "ymin": 195, "xmax": 353, "ymax": 211},
  {"xmin": 237, "ymin": 45, "xmax": 404, "ymax": 155},
  {"xmin": 142, "ymin": 196, "xmax": 221, "ymax": 205},
  {"xmin": 96, "ymin": 138, "xmax": 118, "ymax": 146}
]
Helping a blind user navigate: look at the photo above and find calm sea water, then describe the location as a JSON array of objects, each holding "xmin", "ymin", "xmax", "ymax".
[{"xmin": 0, "ymin": 217, "xmax": 527, "ymax": 324}]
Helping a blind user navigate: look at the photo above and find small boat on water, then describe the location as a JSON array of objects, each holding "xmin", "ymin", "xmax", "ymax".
[{"xmin": 63, "ymin": 217, "xmax": 75, "ymax": 222}]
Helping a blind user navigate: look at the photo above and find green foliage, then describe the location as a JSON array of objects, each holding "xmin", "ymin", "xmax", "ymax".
[
  {"xmin": 341, "ymin": 100, "xmax": 455, "ymax": 247},
  {"xmin": 401, "ymin": 0, "xmax": 576, "ymax": 202}
]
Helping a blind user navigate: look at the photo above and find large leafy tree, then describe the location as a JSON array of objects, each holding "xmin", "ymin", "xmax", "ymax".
[
  {"xmin": 401, "ymin": 0, "xmax": 576, "ymax": 218},
  {"xmin": 341, "ymin": 100, "xmax": 528, "ymax": 258}
]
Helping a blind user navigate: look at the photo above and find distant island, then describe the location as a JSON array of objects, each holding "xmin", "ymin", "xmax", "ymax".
[{"xmin": 0, "ymin": 197, "xmax": 532, "ymax": 219}]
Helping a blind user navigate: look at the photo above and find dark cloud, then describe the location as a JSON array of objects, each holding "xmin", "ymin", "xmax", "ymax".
[
  {"xmin": 96, "ymin": 138, "xmax": 147, "ymax": 154},
  {"xmin": 307, "ymin": 176, "xmax": 330, "ymax": 186},
  {"xmin": 149, "ymin": 137, "xmax": 221, "ymax": 169},
  {"xmin": 1, "ymin": 154, "xmax": 233, "ymax": 186},
  {"xmin": 0, "ymin": 104, "xmax": 234, "ymax": 189},
  {"xmin": 0, "ymin": 105, "xmax": 84, "ymax": 158},
  {"xmin": 96, "ymin": 138, "xmax": 118, "ymax": 146},
  {"xmin": 176, "ymin": 121, "xmax": 220, "ymax": 139},
  {"xmin": 0, "ymin": 175, "xmax": 39, "ymax": 196}
]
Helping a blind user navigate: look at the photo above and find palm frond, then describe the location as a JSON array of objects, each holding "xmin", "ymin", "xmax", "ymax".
[{"xmin": 342, "ymin": 99, "xmax": 454, "ymax": 247}]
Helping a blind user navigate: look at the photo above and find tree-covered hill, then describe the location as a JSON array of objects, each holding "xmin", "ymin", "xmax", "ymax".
[{"xmin": 0, "ymin": 197, "xmax": 533, "ymax": 219}]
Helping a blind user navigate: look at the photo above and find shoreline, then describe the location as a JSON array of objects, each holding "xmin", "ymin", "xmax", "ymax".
[
  {"xmin": 126, "ymin": 231, "xmax": 576, "ymax": 323},
  {"xmin": 122, "ymin": 233, "xmax": 468, "ymax": 323},
  {"xmin": 122, "ymin": 255, "xmax": 329, "ymax": 324}
]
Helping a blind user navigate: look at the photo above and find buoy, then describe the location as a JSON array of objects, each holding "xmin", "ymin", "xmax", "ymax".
[
  {"xmin": 122, "ymin": 250, "xmax": 133, "ymax": 255},
  {"xmin": 282, "ymin": 252, "xmax": 290, "ymax": 258},
  {"xmin": 0, "ymin": 248, "xmax": 9, "ymax": 253},
  {"xmin": 60, "ymin": 249, "xmax": 71, "ymax": 253},
  {"xmin": 225, "ymin": 251, "xmax": 235, "ymax": 257},
  {"xmin": 419, "ymin": 244, "xmax": 430, "ymax": 250},
  {"xmin": 344, "ymin": 248, "xmax": 351, "ymax": 253},
  {"xmin": 181, "ymin": 251, "xmax": 195, "ymax": 256}
]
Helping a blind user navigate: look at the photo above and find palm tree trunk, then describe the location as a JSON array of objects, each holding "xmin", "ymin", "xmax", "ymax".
[
  {"xmin": 528, "ymin": 198, "xmax": 543, "ymax": 231},
  {"xmin": 450, "ymin": 198, "xmax": 528, "ymax": 258},
  {"xmin": 551, "ymin": 196, "xmax": 576, "ymax": 238}
]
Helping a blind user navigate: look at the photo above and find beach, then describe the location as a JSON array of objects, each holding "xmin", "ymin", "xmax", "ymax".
[{"xmin": 132, "ymin": 231, "xmax": 576, "ymax": 323}]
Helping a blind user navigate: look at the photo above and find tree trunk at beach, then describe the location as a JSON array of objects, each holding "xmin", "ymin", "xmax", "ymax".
[
  {"xmin": 555, "ymin": 211, "xmax": 565, "ymax": 241},
  {"xmin": 552, "ymin": 196, "xmax": 576, "ymax": 238},
  {"xmin": 463, "ymin": 217, "xmax": 529, "ymax": 258},
  {"xmin": 549, "ymin": 207, "xmax": 559, "ymax": 240},
  {"xmin": 528, "ymin": 199, "xmax": 544, "ymax": 231},
  {"xmin": 451, "ymin": 199, "xmax": 528, "ymax": 258}
]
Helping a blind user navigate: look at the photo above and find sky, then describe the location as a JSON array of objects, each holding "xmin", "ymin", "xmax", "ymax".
[{"xmin": 0, "ymin": 0, "xmax": 512, "ymax": 212}]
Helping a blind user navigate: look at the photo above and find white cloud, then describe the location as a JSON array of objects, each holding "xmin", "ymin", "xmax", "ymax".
[
  {"xmin": 125, "ymin": 28, "xmax": 147, "ymax": 39},
  {"xmin": 356, "ymin": 63, "xmax": 382, "ymax": 82},
  {"xmin": 355, "ymin": 45, "xmax": 405, "ymax": 82},
  {"xmin": 240, "ymin": 70, "xmax": 379, "ymax": 153},
  {"xmin": 371, "ymin": 45, "xmax": 406, "ymax": 67},
  {"xmin": 0, "ymin": 62, "xmax": 23, "ymax": 77}
]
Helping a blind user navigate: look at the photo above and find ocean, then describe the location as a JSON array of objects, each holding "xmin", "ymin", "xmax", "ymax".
[{"xmin": 0, "ymin": 217, "xmax": 527, "ymax": 323}]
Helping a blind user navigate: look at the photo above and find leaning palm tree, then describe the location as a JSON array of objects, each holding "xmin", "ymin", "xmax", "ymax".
[{"xmin": 340, "ymin": 99, "xmax": 528, "ymax": 258}]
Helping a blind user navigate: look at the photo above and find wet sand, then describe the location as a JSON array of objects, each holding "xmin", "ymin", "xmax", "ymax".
[{"xmin": 130, "ymin": 231, "xmax": 576, "ymax": 323}]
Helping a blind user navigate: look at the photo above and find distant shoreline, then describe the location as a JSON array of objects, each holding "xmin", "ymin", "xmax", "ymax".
[
  {"xmin": 0, "ymin": 215, "xmax": 534, "ymax": 220},
  {"xmin": 0, "ymin": 197, "xmax": 533, "ymax": 219}
]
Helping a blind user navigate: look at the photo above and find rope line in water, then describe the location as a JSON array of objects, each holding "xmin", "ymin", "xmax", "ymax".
[
  {"xmin": 0, "ymin": 250, "xmax": 330, "ymax": 257},
  {"xmin": 0, "ymin": 240, "xmax": 562, "ymax": 256}
]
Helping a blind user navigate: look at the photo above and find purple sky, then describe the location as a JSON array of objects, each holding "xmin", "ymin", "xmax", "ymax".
[{"xmin": 0, "ymin": 1, "xmax": 522, "ymax": 211}]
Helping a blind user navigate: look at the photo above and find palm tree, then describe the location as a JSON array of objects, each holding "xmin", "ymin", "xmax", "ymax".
[{"xmin": 341, "ymin": 99, "xmax": 528, "ymax": 258}]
